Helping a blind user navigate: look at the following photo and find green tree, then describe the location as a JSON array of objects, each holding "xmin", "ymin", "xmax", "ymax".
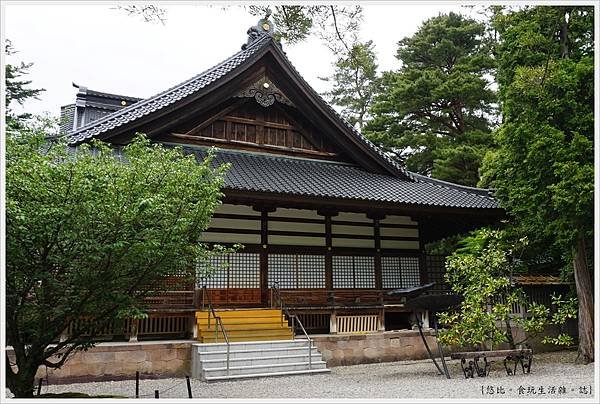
[
  {"xmin": 365, "ymin": 12, "xmax": 496, "ymax": 186},
  {"xmin": 5, "ymin": 39, "xmax": 45, "ymax": 133},
  {"xmin": 439, "ymin": 229, "xmax": 577, "ymax": 350},
  {"xmin": 480, "ymin": 6, "xmax": 594, "ymax": 362},
  {"xmin": 247, "ymin": 5, "xmax": 362, "ymax": 45},
  {"xmin": 5, "ymin": 131, "xmax": 229, "ymax": 397},
  {"xmin": 320, "ymin": 40, "xmax": 380, "ymax": 130}
]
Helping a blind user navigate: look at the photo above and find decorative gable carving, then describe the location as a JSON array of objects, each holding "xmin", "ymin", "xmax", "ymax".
[
  {"xmin": 165, "ymin": 98, "xmax": 344, "ymax": 160},
  {"xmin": 236, "ymin": 76, "xmax": 293, "ymax": 107}
]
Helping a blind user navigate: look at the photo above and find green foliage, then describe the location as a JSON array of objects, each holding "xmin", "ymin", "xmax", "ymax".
[
  {"xmin": 542, "ymin": 294, "xmax": 578, "ymax": 347},
  {"xmin": 321, "ymin": 41, "xmax": 380, "ymax": 129},
  {"xmin": 438, "ymin": 229, "xmax": 518, "ymax": 349},
  {"xmin": 480, "ymin": 7, "xmax": 594, "ymax": 361},
  {"xmin": 5, "ymin": 40, "xmax": 45, "ymax": 132},
  {"xmin": 5, "ymin": 129, "xmax": 229, "ymax": 396},
  {"xmin": 248, "ymin": 5, "xmax": 362, "ymax": 45},
  {"xmin": 438, "ymin": 229, "xmax": 575, "ymax": 350},
  {"xmin": 365, "ymin": 12, "xmax": 496, "ymax": 186},
  {"xmin": 480, "ymin": 5, "xmax": 593, "ymax": 259}
]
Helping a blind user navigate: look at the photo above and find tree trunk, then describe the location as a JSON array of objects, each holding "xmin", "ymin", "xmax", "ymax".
[
  {"xmin": 5, "ymin": 356, "xmax": 38, "ymax": 398},
  {"xmin": 505, "ymin": 318, "xmax": 516, "ymax": 349},
  {"xmin": 573, "ymin": 231, "xmax": 594, "ymax": 363},
  {"xmin": 559, "ymin": 8, "xmax": 570, "ymax": 59}
]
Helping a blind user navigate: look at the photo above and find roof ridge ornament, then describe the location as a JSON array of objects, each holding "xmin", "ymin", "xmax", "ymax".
[{"xmin": 242, "ymin": 9, "xmax": 279, "ymax": 50}]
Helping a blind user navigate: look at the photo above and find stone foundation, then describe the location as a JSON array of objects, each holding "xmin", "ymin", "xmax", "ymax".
[
  {"xmin": 8, "ymin": 324, "xmax": 573, "ymax": 384},
  {"xmin": 312, "ymin": 329, "xmax": 440, "ymax": 367},
  {"xmin": 7, "ymin": 340, "xmax": 194, "ymax": 384}
]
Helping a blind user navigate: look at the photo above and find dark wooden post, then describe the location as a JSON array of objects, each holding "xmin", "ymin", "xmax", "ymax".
[
  {"xmin": 318, "ymin": 208, "xmax": 337, "ymax": 293},
  {"xmin": 368, "ymin": 211, "xmax": 385, "ymax": 291},
  {"xmin": 135, "ymin": 371, "xmax": 140, "ymax": 398},
  {"xmin": 254, "ymin": 205, "xmax": 275, "ymax": 306},
  {"xmin": 186, "ymin": 375, "xmax": 192, "ymax": 398},
  {"xmin": 369, "ymin": 211, "xmax": 385, "ymax": 332},
  {"xmin": 417, "ymin": 220, "xmax": 429, "ymax": 285}
]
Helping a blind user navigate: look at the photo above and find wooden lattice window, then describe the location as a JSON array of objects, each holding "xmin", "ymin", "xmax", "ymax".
[
  {"xmin": 332, "ymin": 256, "xmax": 375, "ymax": 288},
  {"xmin": 268, "ymin": 254, "xmax": 326, "ymax": 288},
  {"xmin": 381, "ymin": 256, "xmax": 421, "ymax": 288},
  {"xmin": 199, "ymin": 253, "xmax": 260, "ymax": 288}
]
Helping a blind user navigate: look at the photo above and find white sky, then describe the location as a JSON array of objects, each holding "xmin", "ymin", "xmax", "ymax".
[{"xmin": 4, "ymin": 2, "xmax": 468, "ymax": 117}]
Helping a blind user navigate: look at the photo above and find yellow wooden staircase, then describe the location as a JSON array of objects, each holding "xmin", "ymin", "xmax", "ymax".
[{"xmin": 195, "ymin": 308, "xmax": 294, "ymax": 343}]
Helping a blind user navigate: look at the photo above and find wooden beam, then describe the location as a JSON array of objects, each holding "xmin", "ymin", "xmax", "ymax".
[
  {"xmin": 184, "ymin": 98, "xmax": 248, "ymax": 136},
  {"xmin": 223, "ymin": 115, "xmax": 295, "ymax": 131},
  {"xmin": 168, "ymin": 133, "xmax": 340, "ymax": 158}
]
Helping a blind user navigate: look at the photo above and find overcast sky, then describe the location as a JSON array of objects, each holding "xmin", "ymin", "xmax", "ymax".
[{"xmin": 4, "ymin": 2, "xmax": 470, "ymax": 117}]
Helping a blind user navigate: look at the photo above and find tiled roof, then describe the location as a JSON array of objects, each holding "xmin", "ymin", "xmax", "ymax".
[
  {"xmin": 60, "ymin": 104, "xmax": 75, "ymax": 134},
  {"xmin": 68, "ymin": 35, "xmax": 272, "ymax": 144},
  {"xmin": 181, "ymin": 146, "xmax": 500, "ymax": 210},
  {"xmin": 64, "ymin": 32, "xmax": 498, "ymax": 207}
]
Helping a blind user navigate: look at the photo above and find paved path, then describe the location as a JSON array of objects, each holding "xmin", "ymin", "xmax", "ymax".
[{"xmin": 6, "ymin": 351, "xmax": 595, "ymax": 399}]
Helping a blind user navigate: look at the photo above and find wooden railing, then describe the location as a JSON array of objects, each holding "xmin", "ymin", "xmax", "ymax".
[
  {"xmin": 336, "ymin": 314, "xmax": 379, "ymax": 334},
  {"xmin": 144, "ymin": 291, "xmax": 195, "ymax": 309},
  {"xmin": 272, "ymin": 289, "xmax": 406, "ymax": 307}
]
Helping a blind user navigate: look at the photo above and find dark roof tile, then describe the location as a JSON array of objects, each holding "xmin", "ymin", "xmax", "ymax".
[{"xmin": 180, "ymin": 146, "xmax": 499, "ymax": 210}]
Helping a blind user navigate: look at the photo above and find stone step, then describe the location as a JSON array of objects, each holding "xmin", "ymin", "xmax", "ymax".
[
  {"xmin": 194, "ymin": 340, "xmax": 310, "ymax": 352},
  {"xmin": 203, "ymin": 361, "xmax": 328, "ymax": 378},
  {"xmin": 198, "ymin": 322, "xmax": 290, "ymax": 331},
  {"xmin": 200, "ymin": 353, "xmax": 323, "ymax": 369},
  {"xmin": 198, "ymin": 347, "xmax": 320, "ymax": 360},
  {"xmin": 196, "ymin": 316, "xmax": 286, "ymax": 325},
  {"xmin": 198, "ymin": 324, "xmax": 292, "ymax": 337},
  {"xmin": 195, "ymin": 309, "xmax": 283, "ymax": 319},
  {"xmin": 200, "ymin": 335, "xmax": 295, "ymax": 343},
  {"xmin": 203, "ymin": 368, "xmax": 331, "ymax": 382},
  {"xmin": 199, "ymin": 329, "xmax": 293, "ymax": 342}
]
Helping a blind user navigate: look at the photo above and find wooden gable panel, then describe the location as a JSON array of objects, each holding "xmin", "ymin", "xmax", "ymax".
[{"xmin": 162, "ymin": 97, "xmax": 346, "ymax": 161}]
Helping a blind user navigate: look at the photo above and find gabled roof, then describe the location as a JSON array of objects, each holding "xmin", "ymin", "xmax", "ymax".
[
  {"xmin": 66, "ymin": 33, "xmax": 413, "ymax": 178},
  {"xmin": 67, "ymin": 35, "xmax": 271, "ymax": 144},
  {"xmin": 63, "ymin": 28, "xmax": 500, "ymax": 212}
]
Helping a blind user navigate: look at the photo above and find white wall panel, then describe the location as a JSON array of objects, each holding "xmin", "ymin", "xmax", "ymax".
[
  {"xmin": 201, "ymin": 232, "xmax": 261, "ymax": 244},
  {"xmin": 269, "ymin": 235, "xmax": 326, "ymax": 246},
  {"xmin": 209, "ymin": 217, "xmax": 261, "ymax": 230},
  {"xmin": 380, "ymin": 227, "xmax": 419, "ymax": 238},
  {"xmin": 332, "ymin": 238, "xmax": 374, "ymax": 248},
  {"xmin": 380, "ymin": 240, "xmax": 420, "ymax": 250},
  {"xmin": 332, "ymin": 224, "xmax": 373, "ymax": 236}
]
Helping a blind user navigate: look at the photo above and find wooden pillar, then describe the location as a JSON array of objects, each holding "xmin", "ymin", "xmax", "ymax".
[
  {"xmin": 318, "ymin": 208, "xmax": 337, "ymax": 309},
  {"xmin": 254, "ymin": 205, "xmax": 276, "ymax": 306},
  {"xmin": 417, "ymin": 219, "xmax": 429, "ymax": 285},
  {"xmin": 368, "ymin": 211, "xmax": 385, "ymax": 290},
  {"xmin": 329, "ymin": 310, "xmax": 337, "ymax": 334},
  {"xmin": 378, "ymin": 308, "xmax": 386, "ymax": 332},
  {"xmin": 128, "ymin": 318, "xmax": 139, "ymax": 342},
  {"xmin": 324, "ymin": 214, "xmax": 334, "ymax": 291}
]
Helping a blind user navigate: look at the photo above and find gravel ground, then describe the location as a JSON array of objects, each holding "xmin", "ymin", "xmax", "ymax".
[{"xmin": 6, "ymin": 351, "xmax": 595, "ymax": 399}]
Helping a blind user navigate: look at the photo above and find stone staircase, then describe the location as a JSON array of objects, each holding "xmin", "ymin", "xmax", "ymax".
[
  {"xmin": 191, "ymin": 339, "xmax": 330, "ymax": 382},
  {"xmin": 195, "ymin": 309, "xmax": 293, "ymax": 343}
]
